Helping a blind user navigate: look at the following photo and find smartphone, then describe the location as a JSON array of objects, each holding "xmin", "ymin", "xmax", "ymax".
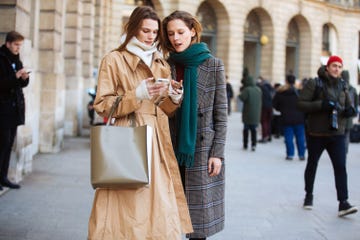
[
  {"xmin": 26, "ymin": 71, "xmax": 32, "ymax": 74},
  {"xmin": 155, "ymin": 78, "xmax": 170, "ymax": 84}
]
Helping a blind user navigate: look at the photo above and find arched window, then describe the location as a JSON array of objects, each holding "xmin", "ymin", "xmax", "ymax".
[
  {"xmin": 243, "ymin": 10, "xmax": 262, "ymax": 79},
  {"xmin": 196, "ymin": 2, "xmax": 217, "ymax": 53},
  {"xmin": 287, "ymin": 19, "xmax": 299, "ymax": 45},
  {"xmin": 322, "ymin": 24, "xmax": 330, "ymax": 55},
  {"xmin": 286, "ymin": 18, "xmax": 300, "ymax": 77},
  {"xmin": 244, "ymin": 11, "xmax": 261, "ymax": 41}
]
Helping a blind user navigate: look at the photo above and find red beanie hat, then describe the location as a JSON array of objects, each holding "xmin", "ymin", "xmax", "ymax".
[{"xmin": 327, "ymin": 55, "xmax": 343, "ymax": 66}]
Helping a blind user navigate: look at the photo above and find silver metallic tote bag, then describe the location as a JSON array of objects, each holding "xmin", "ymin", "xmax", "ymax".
[{"xmin": 90, "ymin": 96, "xmax": 152, "ymax": 189}]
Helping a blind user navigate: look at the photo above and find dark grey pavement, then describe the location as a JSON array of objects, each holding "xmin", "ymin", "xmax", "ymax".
[{"xmin": 0, "ymin": 112, "xmax": 359, "ymax": 240}]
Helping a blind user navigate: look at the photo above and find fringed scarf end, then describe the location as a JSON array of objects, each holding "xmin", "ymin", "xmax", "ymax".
[{"xmin": 176, "ymin": 152, "xmax": 194, "ymax": 168}]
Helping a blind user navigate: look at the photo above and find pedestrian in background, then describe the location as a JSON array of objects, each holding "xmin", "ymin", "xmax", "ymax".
[
  {"xmin": 87, "ymin": 6, "xmax": 192, "ymax": 240},
  {"xmin": 239, "ymin": 72, "xmax": 262, "ymax": 151},
  {"xmin": 273, "ymin": 74, "xmax": 306, "ymax": 160},
  {"xmin": 257, "ymin": 76, "xmax": 274, "ymax": 143},
  {"xmin": 297, "ymin": 56, "xmax": 358, "ymax": 217},
  {"xmin": 87, "ymin": 86, "xmax": 96, "ymax": 125},
  {"xmin": 0, "ymin": 31, "xmax": 30, "ymax": 190},
  {"xmin": 340, "ymin": 70, "xmax": 358, "ymax": 154},
  {"xmin": 162, "ymin": 10, "xmax": 227, "ymax": 240},
  {"xmin": 226, "ymin": 75, "xmax": 234, "ymax": 115},
  {"xmin": 271, "ymin": 82, "xmax": 282, "ymax": 139}
]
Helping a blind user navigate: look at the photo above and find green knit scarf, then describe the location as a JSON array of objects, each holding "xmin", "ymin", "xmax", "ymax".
[{"xmin": 169, "ymin": 43, "xmax": 212, "ymax": 167}]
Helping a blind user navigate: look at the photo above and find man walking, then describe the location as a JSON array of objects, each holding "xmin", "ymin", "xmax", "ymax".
[
  {"xmin": 0, "ymin": 31, "xmax": 30, "ymax": 190},
  {"xmin": 297, "ymin": 56, "xmax": 357, "ymax": 217}
]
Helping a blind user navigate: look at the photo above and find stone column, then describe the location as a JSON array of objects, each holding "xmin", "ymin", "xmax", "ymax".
[
  {"xmin": 108, "ymin": 0, "xmax": 126, "ymax": 50},
  {"xmin": 271, "ymin": 19, "xmax": 287, "ymax": 84},
  {"xmin": 100, "ymin": 0, "xmax": 112, "ymax": 55},
  {"xmin": 38, "ymin": 0, "xmax": 67, "ymax": 152},
  {"xmin": 64, "ymin": 0, "xmax": 84, "ymax": 136},
  {"xmin": 81, "ymin": 0, "xmax": 96, "ymax": 130},
  {"xmin": 94, "ymin": 0, "xmax": 105, "ymax": 68}
]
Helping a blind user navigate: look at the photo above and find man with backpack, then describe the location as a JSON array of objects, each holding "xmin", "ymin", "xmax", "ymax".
[{"xmin": 297, "ymin": 55, "xmax": 357, "ymax": 217}]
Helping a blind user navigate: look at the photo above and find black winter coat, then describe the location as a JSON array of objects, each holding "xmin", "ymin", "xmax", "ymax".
[
  {"xmin": 0, "ymin": 44, "xmax": 29, "ymax": 128},
  {"xmin": 273, "ymin": 85, "xmax": 305, "ymax": 126}
]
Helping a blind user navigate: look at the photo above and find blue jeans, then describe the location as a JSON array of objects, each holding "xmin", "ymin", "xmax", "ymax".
[
  {"xmin": 304, "ymin": 135, "xmax": 348, "ymax": 201},
  {"xmin": 283, "ymin": 124, "xmax": 306, "ymax": 158}
]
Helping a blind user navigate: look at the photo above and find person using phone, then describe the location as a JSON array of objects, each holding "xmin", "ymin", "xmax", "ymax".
[
  {"xmin": 0, "ymin": 31, "xmax": 29, "ymax": 190},
  {"xmin": 88, "ymin": 6, "xmax": 192, "ymax": 240}
]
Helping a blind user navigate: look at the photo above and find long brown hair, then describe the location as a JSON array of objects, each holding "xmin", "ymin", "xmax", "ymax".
[
  {"xmin": 116, "ymin": 6, "xmax": 161, "ymax": 51},
  {"xmin": 161, "ymin": 10, "xmax": 203, "ymax": 56}
]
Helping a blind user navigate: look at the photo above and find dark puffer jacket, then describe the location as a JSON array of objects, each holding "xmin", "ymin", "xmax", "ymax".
[
  {"xmin": 0, "ymin": 44, "xmax": 29, "ymax": 128},
  {"xmin": 273, "ymin": 84, "xmax": 305, "ymax": 126},
  {"xmin": 297, "ymin": 66, "xmax": 352, "ymax": 136}
]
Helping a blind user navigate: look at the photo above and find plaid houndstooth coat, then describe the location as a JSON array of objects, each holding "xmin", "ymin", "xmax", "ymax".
[{"xmin": 169, "ymin": 56, "xmax": 228, "ymax": 238}]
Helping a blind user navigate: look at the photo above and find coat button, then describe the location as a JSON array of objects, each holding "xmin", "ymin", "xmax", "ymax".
[
  {"xmin": 198, "ymin": 113, "xmax": 203, "ymax": 117},
  {"xmin": 200, "ymin": 135, "xmax": 204, "ymax": 141}
]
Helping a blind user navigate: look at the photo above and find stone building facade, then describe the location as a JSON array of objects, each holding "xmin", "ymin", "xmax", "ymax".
[{"xmin": 0, "ymin": 0, "xmax": 359, "ymax": 181}]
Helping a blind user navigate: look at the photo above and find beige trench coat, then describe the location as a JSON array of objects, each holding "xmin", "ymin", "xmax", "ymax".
[{"xmin": 88, "ymin": 50, "xmax": 193, "ymax": 240}]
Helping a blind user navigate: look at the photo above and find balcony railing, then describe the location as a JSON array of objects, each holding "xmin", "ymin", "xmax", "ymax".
[{"xmin": 324, "ymin": 0, "xmax": 360, "ymax": 8}]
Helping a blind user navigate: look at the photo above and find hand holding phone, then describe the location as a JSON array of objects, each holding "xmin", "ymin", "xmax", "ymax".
[{"xmin": 155, "ymin": 78, "xmax": 170, "ymax": 85}]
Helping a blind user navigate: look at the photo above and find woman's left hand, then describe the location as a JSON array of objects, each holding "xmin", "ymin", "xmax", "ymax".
[
  {"xmin": 169, "ymin": 80, "xmax": 183, "ymax": 104},
  {"xmin": 208, "ymin": 157, "xmax": 222, "ymax": 177}
]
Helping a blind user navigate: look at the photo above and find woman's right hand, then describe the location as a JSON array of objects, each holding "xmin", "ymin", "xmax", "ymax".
[
  {"xmin": 135, "ymin": 77, "xmax": 169, "ymax": 100},
  {"xmin": 146, "ymin": 78, "xmax": 168, "ymax": 97}
]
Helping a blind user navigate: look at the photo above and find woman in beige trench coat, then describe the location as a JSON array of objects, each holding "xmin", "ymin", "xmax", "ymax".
[{"xmin": 88, "ymin": 6, "xmax": 193, "ymax": 240}]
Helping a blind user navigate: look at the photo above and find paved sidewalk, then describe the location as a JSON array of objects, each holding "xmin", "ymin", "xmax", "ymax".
[{"xmin": 0, "ymin": 112, "xmax": 359, "ymax": 240}]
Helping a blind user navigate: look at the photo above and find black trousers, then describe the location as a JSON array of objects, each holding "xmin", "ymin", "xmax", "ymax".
[
  {"xmin": 0, "ymin": 127, "xmax": 17, "ymax": 181},
  {"xmin": 305, "ymin": 135, "xmax": 348, "ymax": 201},
  {"xmin": 243, "ymin": 124, "xmax": 257, "ymax": 148}
]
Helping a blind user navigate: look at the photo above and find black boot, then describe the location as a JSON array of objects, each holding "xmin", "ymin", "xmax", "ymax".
[
  {"xmin": 1, "ymin": 178, "xmax": 20, "ymax": 189},
  {"xmin": 243, "ymin": 128, "xmax": 249, "ymax": 150}
]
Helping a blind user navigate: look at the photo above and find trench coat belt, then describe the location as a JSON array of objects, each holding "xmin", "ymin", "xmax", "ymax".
[{"xmin": 136, "ymin": 101, "xmax": 157, "ymax": 116}]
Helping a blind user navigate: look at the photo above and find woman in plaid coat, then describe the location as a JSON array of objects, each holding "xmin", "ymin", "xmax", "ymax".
[{"xmin": 162, "ymin": 10, "xmax": 228, "ymax": 240}]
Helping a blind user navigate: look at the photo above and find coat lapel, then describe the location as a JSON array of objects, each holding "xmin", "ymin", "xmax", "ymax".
[{"xmin": 197, "ymin": 58, "xmax": 211, "ymax": 107}]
